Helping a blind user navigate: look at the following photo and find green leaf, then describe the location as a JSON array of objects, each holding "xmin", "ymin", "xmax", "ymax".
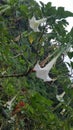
[
  {"xmin": 20, "ymin": 5, "xmax": 28, "ymax": 15},
  {"xmin": 45, "ymin": 2, "xmax": 52, "ymax": 9},
  {"xmin": 57, "ymin": 7, "xmax": 73, "ymax": 19},
  {"xmin": 68, "ymin": 52, "xmax": 73, "ymax": 59},
  {"xmin": 71, "ymin": 62, "xmax": 73, "ymax": 68},
  {"xmin": 31, "ymin": 92, "xmax": 53, "ymax": 106}
]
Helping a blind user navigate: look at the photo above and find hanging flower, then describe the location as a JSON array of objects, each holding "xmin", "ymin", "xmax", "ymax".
[
  {"xmin": 6, "ymin": 95, "xmax": 16, "ymax": 110},
  {"xmin": 29, "ymin": 16, "xmax": 47, "ymax": 32},
  {"xmin": 56, "ymin": 91, "xmax": 65, "ymax": 102},
  {"xmin": 33, "ymin": 53, "xmax": 60, "ymax": 82}
]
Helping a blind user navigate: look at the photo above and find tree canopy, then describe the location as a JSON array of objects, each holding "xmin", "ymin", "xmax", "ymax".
[{"xmin": 0, "ymin": 0, "xmax": 73, "ymax": 129}]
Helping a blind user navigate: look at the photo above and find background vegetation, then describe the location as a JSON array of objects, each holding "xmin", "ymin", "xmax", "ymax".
[{"xmin": 0, "ymin": 0, "xmax": 73, "ymax": 129}]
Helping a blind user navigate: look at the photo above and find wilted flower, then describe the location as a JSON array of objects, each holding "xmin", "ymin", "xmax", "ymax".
[
  {"xmin": 33, "ymin": 53, "xmax": 60, "ymax": 82},
  {"xmin": 12, "ymin": 101, "xmax": 26, "ymax": 115},
  {"xmin": 29, "ymin": 16, "xmax": 47, "ymax": 32},
  {"xmin": 56, "ymin": 91, "xmax": 65, "ymax": 102}
]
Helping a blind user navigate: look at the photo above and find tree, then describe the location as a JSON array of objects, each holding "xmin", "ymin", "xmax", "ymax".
[{"xmin": 0, "ymin": 0, "xmax": 73, "ymax": 129}]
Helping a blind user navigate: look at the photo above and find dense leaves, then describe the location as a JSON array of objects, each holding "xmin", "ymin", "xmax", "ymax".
[{"xmin": 0, "ymin": 0, "xmax": 73, "ymax": 130}]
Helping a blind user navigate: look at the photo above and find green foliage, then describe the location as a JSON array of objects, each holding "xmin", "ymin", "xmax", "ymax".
[{"xmin": 0, "ymin": 0, "xmax": 73, "ymax": 130}]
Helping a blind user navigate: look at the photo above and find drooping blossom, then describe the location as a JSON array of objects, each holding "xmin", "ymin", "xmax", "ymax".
[
  {"xmin": 29, "ymin": 16, "xmax": 47, "ymax": 32},
  {"xmin": 33, "ymin": 53, "xmax": 60, "ymax": 82},
  {"xmin": 56, "ymin": 91, "xmax": 65, "ymax": 102},
  {"xmin": 6, "ymin": 95, "xmax": 16, "ymax": 110}
]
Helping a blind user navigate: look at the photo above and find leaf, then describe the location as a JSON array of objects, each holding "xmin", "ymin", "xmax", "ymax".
[
  {"xmin": 71, "ymin": 62, "xmax": 73, "ymax": 68},
  {"xmin": 28, "ymin": 32, "xmax": 37, "ymax": 44},
  {"xmin": 57, "ymin": 7, "xmax": 73, "ymax": 19},
  {"xmin": 70, "ymin": 27, "xmax": 73, "ymax": 37},
  {"xmin": 45, "ymin": 2, "xmax": 52, "ymax": 9},
  {"xmin": 8, "ymin": 0, "xmax": 18, "ymax": 5},
  {"xmin": 68, "ymin": 52, "xmax": 73, "ymax": 59},
  {"xmin": 46, "ymin": 7, "xmax": 56, "ymax": 16},
  {"xmin": 0, "ymin": 5, "xmax": 10, "ymax": 15},
  {"xmin": 28, "ymin": 35, "xmax": 34, "ymax": 44},
  {"xmin": 31, "ymin": 92, "xmax": 53, "ymax": 106},
  {"xmin": 20, "ymin": 5, "xmax": 28, "ymax": 15},
  {"xmin": 40, "ymin": 1, "xmax": 44, "ymax": 7}
]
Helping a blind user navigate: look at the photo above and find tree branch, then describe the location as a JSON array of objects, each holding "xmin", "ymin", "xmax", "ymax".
[{"xmin": 0, "ymin": 68, "xmax": 32, "ymax": 78}]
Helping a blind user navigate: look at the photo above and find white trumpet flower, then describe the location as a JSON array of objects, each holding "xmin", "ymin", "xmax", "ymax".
[
  {"xmin": 56, "ymin": 91, "xmax": 65, "ymax": 102},
  {"xmin": 33, "ymin": 53, "xmax": 60, "ymax": 82},
  {"xmin": 29, "ymin": 16, "xmax": 47, "ymax": 32},
  {"xmin": 6, "ymin": 95, "xmax": 16, "ymax": 110}
]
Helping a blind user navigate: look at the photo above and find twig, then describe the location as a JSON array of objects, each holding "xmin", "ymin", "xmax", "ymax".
[
  {"xmin": 0, "ymin": 68, "xmax": 32, "ymax": 78},
  {"xmin": 11, "ymin": 53, "xmax": 23, "ymax": 58}
]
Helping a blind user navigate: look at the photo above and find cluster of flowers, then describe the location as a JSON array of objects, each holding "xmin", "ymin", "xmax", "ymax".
[
  {"xmin": 29, "ymin": 16, "xmax": 65, "ymax": 103},
  {"xmin": 29, "ymin": 16, "xmax": 60, "ymax": 82}
]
